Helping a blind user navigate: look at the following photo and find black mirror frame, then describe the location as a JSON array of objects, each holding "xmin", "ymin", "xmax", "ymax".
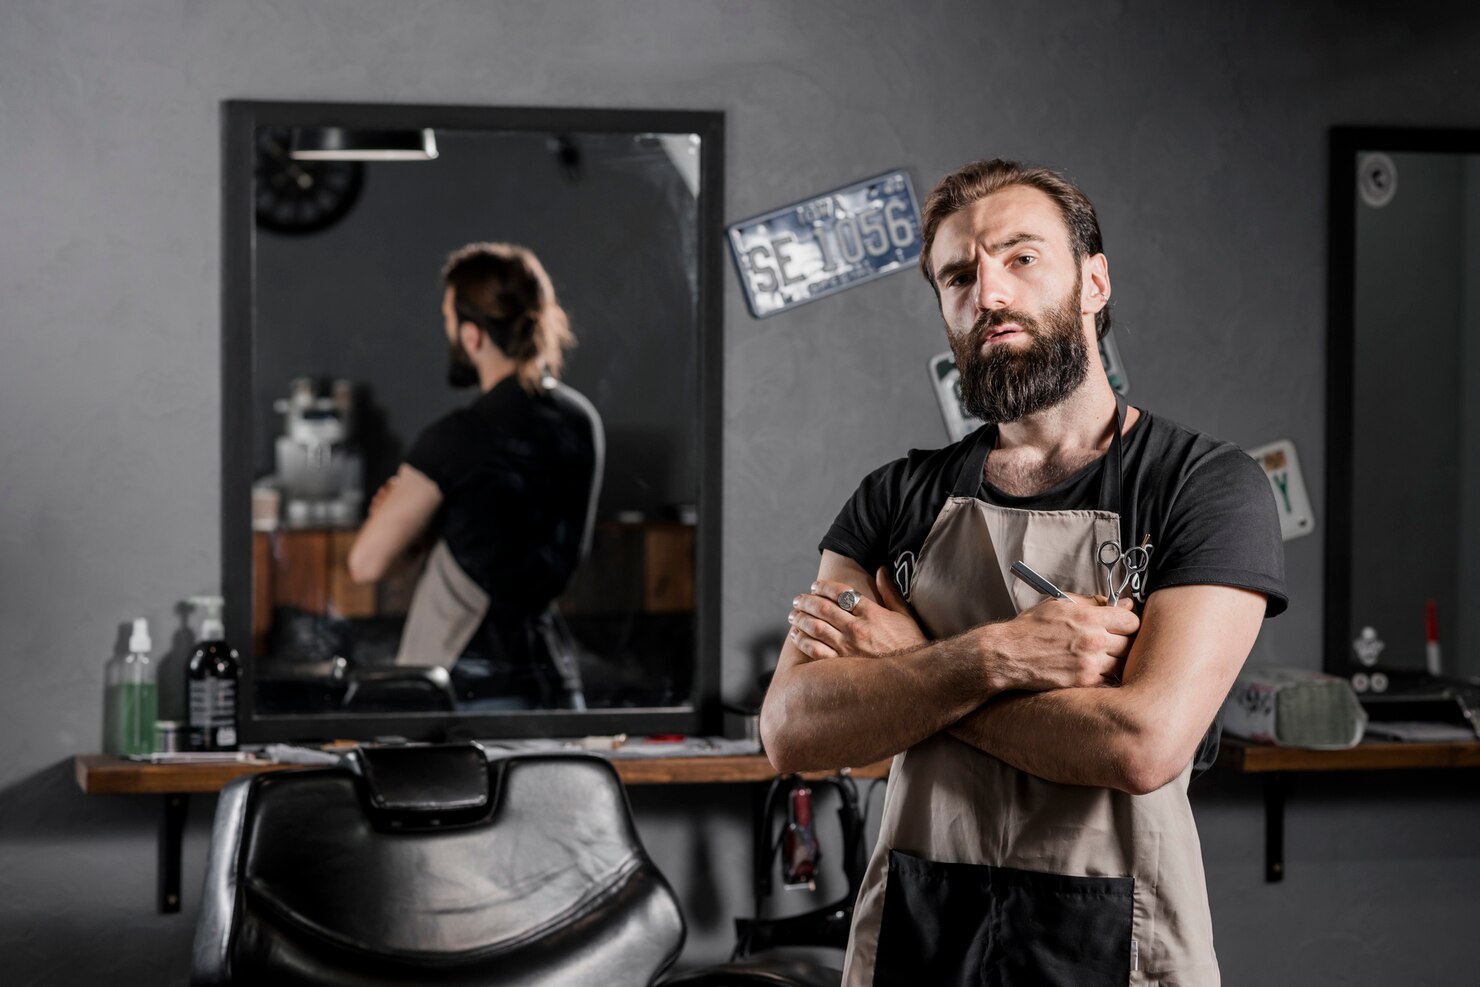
[
  {"xmin": 223, "ymin": 99, "xmax": 725, "ymax": 742},
  {"xmin": 1325, "ymin": 125, "xmax": 1480, "ymax": 677}
]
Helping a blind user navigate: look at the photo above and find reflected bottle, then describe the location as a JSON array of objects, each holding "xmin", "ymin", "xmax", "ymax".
[{"xmin": 104, "ymin": 619, "xmax": 158, "ymax": 756}]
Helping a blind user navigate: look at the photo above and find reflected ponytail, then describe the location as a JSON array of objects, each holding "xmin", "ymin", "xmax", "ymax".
[{"xmin": 443, "ymin": 242, "xmax": 576, "ymax": 392}]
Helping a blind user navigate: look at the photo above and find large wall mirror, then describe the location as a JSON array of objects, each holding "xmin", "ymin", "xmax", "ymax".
[
  {"xmin": 1327, "ymin": 126, "xmax": 1480, "ymax": 684},
  {"xmin": 223, "ymin": 101, "xmax": 724, "ymax": 741}
]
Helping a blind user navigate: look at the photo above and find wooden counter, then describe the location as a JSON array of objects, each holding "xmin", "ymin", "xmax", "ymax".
[
  {"xmin": 74, "ymin": 751, "xmax": 889, "ymax": 795},
  {"xmin": 1218, "ymin": 736, "xmax": 1480, "ymax": 773}
]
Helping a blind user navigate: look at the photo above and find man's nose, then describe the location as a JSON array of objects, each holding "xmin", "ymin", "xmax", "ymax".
[{"xmin": 975, "ymin": 258, "xmax": 1013, "ymax": 312}]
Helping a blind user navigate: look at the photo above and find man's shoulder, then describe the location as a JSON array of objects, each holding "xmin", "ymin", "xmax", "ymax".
[
  {"xmin": 1135, "ymin": 407, "xmax": 1223, "ymax": 452},
  {"xmin": 1132, "ymin": 407, "xmax": 1287, "ymax": 616},
  {"xmin": 1133, "ymin": 409, "xmax": 1253, "ymax": 482},
  {"xmin": 822, "ymin": 431, "xmax": 981, "ymax": 566},
  {"xmin": 408, "ymin": 405, "xmax": 480, "ymax": 463},
  {"xmin": 419, "ymin": 405, "xmax": 479, "ymax": 441},
  {"xmin": 1132, "ymin": 407, "xmax": 1276, "ymax": 541},
  {"xmin": 544, "ymin": 380, "xmax": 602, "ymax": 432}
]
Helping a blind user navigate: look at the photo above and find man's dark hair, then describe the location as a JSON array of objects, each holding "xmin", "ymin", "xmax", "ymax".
[
  {"xmin": 919, "ymin": 159, "xmax": 1111, "ymax": 340},
  {"xmin": 443, "ymin": 242, "xmax": 574, "ymax": 390}
]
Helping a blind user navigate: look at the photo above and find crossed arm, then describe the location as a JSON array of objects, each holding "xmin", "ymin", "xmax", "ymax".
[
  {"xmin": 759, "ymin": 550, "xmax": 1266, "ymax": 794},
  {"xmin": 346, "ymin": 464, "xmax": 443, "ymax": 584}
]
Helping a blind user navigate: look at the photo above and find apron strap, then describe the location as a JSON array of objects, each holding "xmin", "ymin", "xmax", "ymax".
[
  {"xmin": 1100, "ymin": 391, "xmax": 1127, "ymax": 519},
  {"xmin": 949, "ymin": 422, "xmax": 997, "ymax": 498}
]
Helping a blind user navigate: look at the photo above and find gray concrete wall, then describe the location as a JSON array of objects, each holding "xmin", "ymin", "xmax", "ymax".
[{"xmin": 4, "ymin": 1, "xmax": 1480, "ymax": 982}]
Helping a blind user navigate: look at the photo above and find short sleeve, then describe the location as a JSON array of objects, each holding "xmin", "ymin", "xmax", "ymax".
[
  {"xmin": 1149, "ymin": 445, "xmax": 1288, "ymax": 617},
  {"xmin": 818, "ymin": 458, "xmax": 907, "ymax": 572},
  {"xmin": 403, "ymin": 414, "xmax": 469, "ymax": 494}
]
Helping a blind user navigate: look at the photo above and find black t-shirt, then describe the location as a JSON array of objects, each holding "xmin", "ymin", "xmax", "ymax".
[
  {"xmin": 821, "ymin": 409, "xmax": 1287, "ymax": 617},
  {"xmin": 406, "ymin": 376, "xmax": 598, "ymax": 662}
]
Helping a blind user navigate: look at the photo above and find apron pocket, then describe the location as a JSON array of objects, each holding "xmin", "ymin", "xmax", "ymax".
[{"xmin": 874, "ymin": 850, "xmax": 1133, "ymax": 987}]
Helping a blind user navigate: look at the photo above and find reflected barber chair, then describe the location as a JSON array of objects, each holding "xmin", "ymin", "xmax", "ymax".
[
  {"xmin": 254, "ymin": 654, "xmax": 458, "ymax": 714},
  {"xmin": 192, "ymin": 745, "xmax": 842, "ymax": 986},
  {"xmin": 341, "ymin": 665, "xmax": 457, "ymax": 712}
]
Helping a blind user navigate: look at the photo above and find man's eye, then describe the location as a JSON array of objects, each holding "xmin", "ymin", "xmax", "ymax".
[
  {"xmin": 1014, "ymin": 254, "xmax": 1037, "ymax": 266},
  {"xmin": 947, "ymin": 272, "xmax": 973, "ymax": 287}
]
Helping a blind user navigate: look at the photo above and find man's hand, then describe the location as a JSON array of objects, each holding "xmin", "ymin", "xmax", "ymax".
[
  {"xmin": 950, "ymin": 584, "xmax": 1268, "ymax": 794},
  {"xmin": 368, "ymin": 476, "xmax": 398, "ymax": 516},
  {"xmin": 789, "ymin": 571, "xmax": 1138, "ymax": 691},
  {"xmin": 788, "ymin": 566, "xmax": 927, "ymax": 658},
  {"xmin": 762, "ymin": 552, "xmax": 993, "ymax": 773},
  {"xmin": 762, "ymin": 550, "xmax": 1141, "ymax": 775},
  {"xmin": 983, "ymin": 593, "xmax": 1139, "ymax": 693}
]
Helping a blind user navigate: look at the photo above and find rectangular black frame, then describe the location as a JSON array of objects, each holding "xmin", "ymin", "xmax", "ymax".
[
  {"xmin": 1325, "ymin": 125, "xmax": 1480, "ymax": 676},
  {"xmin": 223, "ymin": 99, "xmax": 725, "ymax": 742}
]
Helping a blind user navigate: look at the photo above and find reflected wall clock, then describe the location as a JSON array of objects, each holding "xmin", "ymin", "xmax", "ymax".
[{"xmin": 254, "ymin": 127, "xmax": 363, "ymax": 234}]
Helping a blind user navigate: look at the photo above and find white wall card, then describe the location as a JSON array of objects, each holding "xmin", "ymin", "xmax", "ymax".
[{"xmin": 1247, "ymin": 439, "xmax": 1315, "ymax": 541}]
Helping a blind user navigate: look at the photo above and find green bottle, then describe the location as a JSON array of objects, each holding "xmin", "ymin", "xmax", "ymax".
[{"xmin": 104, "ymin": 618, "xmax": 158, "ymax": 756}]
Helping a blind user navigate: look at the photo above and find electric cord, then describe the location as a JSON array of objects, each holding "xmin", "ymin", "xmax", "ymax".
[{"xmin": 733, "ymin": 771, "xmax": 868, "ymax": 961}]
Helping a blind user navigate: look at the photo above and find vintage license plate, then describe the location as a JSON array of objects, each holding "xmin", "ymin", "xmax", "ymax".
[{"xmin": 727, "ymin": 170, "xmax": 922, "ymax": 318}]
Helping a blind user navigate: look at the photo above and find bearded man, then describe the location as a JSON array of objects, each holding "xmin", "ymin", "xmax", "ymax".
[{"xmin": 761, "ymin": 159, "xmax": 1285, "ymax": 986}]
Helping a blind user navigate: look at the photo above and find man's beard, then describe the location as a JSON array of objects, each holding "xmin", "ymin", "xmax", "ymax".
[
  {"xmin": 447, "ymin": 341, "xmax": 479, "ymax": 389},
  {"xmin": 948, "ymin": 279, "xmax": 1091, "ymax": 424}
]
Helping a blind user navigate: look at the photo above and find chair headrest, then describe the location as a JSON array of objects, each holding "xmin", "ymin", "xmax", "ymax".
[{"xmin": 345, "ymin": 742, "xmax": 493, "ymax": 831}]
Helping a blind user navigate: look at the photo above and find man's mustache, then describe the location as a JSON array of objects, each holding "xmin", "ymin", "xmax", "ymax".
[{"xmin": 968, "ymin": 310, "xmax": 1038, "ymax": 349}]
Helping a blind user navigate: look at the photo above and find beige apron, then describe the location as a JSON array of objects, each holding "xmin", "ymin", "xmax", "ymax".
[
  {"xmin": 843, "ymin": 399, "xmax": 1218, "ymax": 986},
  {"xmin": 395, "ymin": 539, "xmax": 489, "ymax": 669}
]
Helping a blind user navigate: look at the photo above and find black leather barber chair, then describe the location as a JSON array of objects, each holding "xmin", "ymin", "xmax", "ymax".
[{"xmin": 192, "ymin": 744, "xmax": 841, "ymax": 986}]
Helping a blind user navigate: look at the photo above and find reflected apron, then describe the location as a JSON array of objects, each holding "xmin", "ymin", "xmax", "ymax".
[
  {"xmin": 396, "ymin": 541, "xmax": 585, "ymax": 702},
  {"xmin": 843, "ymin": 400, "xmax": 1218, "ymax": 986},
  {"xmin": 395, "ymin": 539, "xmax": 489, "ymax": 669}
]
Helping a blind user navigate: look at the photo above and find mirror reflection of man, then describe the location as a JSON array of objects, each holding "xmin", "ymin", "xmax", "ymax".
[
  {"xmin": 762, "ymin": 160, "xmax": 1286, "ymax": 984},
  {"xmin": 348, "ymin": 242, "xmax": 602, "ymax": 710}
]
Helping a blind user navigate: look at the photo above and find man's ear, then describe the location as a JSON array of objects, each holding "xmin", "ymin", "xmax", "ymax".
[
  {"xmin": 458, "ymin": 320, "xmax": 483, "ymax": 353},
  {"xmin": 1082, "ymin": 253, "xmax": 1111, "ymax": 314}
]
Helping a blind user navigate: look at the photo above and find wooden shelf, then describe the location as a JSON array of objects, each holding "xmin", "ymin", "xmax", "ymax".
[
  {"xmin": 610, "ymin": 754, "xmax": 889, "ymax": 785},
  {"xmin": 74, "ymin": 751, "xmax": 888, "ymax": 796},
  {"xmin": 1215, "ymin": 736, "xmax": 1480, "ymax": 884},
  {"xmin": 1217, "ymin": 736, "xmax": 1480, "ymax": 773},
  {"xmin": 76, "ymin": 756, "xmax": 288, "ymax": 795}
]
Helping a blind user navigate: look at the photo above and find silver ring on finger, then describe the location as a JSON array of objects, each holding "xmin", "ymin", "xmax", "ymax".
[{"xmin": 837, "ymin": 589, "xmax": 861, "ymax": 614}]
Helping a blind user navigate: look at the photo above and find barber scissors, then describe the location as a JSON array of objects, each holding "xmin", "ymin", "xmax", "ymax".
[{"xmin": 1097, "ymin": 534, "xmax": 1153, "ymax": 605}]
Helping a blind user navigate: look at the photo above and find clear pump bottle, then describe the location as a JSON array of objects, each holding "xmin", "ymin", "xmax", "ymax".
[
  {"xmin": 104, "ymin": 618, "xmax": 158, "ymax": 755},
  {"xmin": 187, "ymin": 596, "xmax": 241, "ymax": 751}
]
